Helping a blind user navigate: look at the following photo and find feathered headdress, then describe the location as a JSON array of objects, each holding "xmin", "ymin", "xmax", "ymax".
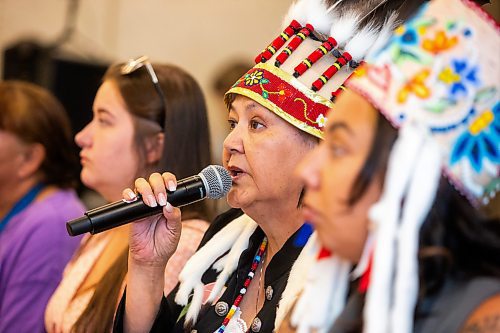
[
  {"xmin": 343, "ymin": 0, "xmax": 499, "ymax": 332},
  {"xmin": 225, "ymin": 0, "xmax": 422, "ymax": 139},
  {"xmin": 174, "ymin": 0, "xmax": 426, "ymax": 330}
]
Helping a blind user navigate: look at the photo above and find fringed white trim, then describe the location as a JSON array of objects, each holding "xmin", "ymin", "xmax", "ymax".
[
  {"xmin": 274, "ymin": 232, "xmax": 320, "ymax": 329},
  {"xmin": 290, "ymin": 256, "xmax": 350, "ymax": 333},
  {"xmin": 390, "ymin": 136, "xmax": 442, "ymax": 333},
  {"xmin": 174, "ymin": 214, "xmax": 258, "ymax": 326},
  {"xmin": 206, "ymin": 219, "xmax": 258, "ymax": 304},
  {"xmin": 185, "ymin": 283, "xmax": 204, "ymax": 325},
  {"xmin": 364, "ymin": 123, "xmax": 425, "ymax": 333}
]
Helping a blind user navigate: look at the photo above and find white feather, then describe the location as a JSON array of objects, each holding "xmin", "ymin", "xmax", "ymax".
[
  {"xmin": 345, "ymin": 23, "xmax": 379, "ymax": 61},
  {"xmin": 174, "ymin": 214, "xmax": 257, "ymax": 327},
  {"xmin": 306, "ymin": 0, "xmax": 335, "ymax": 35},
  {"xmin": 357, "ymin": 0, "xmax": 390, "ymax": 23},
  {"xmin": 366, "ymin": 11, "xmax": 399, "ymax": 58},
  {"xmin": 330, "ymin": 13, "xmax": 360, "ymax": 45}
]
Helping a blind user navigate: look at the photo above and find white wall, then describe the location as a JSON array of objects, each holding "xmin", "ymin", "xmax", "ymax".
[
  {"xmin": 0, "ymin": 0, "xmax": 293, "ymax": 165},
  {"xmin": 1, "ymin": 0, "xmax": 498, "ymax": 165}
]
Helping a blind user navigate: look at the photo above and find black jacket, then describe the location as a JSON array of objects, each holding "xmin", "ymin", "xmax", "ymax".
[{"xmin": 114, "ymin": 208, "xmax": 306, "ymax": 333}]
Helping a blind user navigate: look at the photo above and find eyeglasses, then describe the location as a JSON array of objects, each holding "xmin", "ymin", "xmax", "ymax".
[{"xmin": 121, "ymin": 55, "xmax": 166, "ymax": 129}]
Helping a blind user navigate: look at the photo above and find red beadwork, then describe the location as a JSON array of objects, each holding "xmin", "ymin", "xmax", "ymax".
[
  {"xmin": 275, "ymin": 24, "xmax": 314, "ymax": 67},
  {"xmin": 311, "ymin": 51, "xmax": 352, "ymax": 91},
  {"xmin": 293, "ymin": 37, "xmax": 337, "ymax": 77},
  {"xmin": 330, "ymin": 84, "xmax": 346, "ymax": 102},
  {"xmin": 230, "ymin": 66, "xmax": 331, "ymax": 135},
  {"xmin": 329, "ymin": 60, "xmax": 364, "ymax": 101},
  {"xmin": 255, "ymin": 20, "xmax": 302, "ymax": 64}
]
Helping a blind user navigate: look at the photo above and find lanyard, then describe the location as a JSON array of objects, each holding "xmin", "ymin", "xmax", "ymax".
[{"xmin": 0, "ymin": 183, "xmax": 45, "ymax": 233}]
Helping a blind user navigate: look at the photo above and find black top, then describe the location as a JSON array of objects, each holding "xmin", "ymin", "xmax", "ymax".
[
  {"xmin": 414, "ymin": 276, "xmax": 500, "ymax": 333},
  {"xmin": 114, "ymin": 208, "xmax": 307, "ymax": 333},
  {"xmin": 328, "ymin": 276, "xmax": 500, "ymax": 333}
]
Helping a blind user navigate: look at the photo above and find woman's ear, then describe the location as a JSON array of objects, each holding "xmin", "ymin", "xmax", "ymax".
[
  {"xmin": 18, "ymin": 143, "xmax": 46, "ymax": 179},
  {"xmin": 144, "ymin": 132, "xmax": 165, "ymax": 164}
]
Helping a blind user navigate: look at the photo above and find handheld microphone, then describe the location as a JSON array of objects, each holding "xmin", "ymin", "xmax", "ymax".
[{"xmin": 66, "ymin": 165, "xmax": 232, "ymax": 236}]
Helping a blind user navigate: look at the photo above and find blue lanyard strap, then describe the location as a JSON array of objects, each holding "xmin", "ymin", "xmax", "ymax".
[{"xmin": 0, "ymin": 183, "xmax": 45, "ymax": 233}]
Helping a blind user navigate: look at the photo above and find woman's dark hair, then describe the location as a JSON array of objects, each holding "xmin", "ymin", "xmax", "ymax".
[
  {"xmin": 417, "ymin": 178, "xmax": 500, "ymax": 301},
  {"xmin": 347, "ymin": 111, "xmax": 398, "ymax": 205},
  {"xmin": 341, "ymin": 112, "xmax": 500, "ymax": 332},
  {"xmin": 0, "ymin": 80, "xmax": 79, "ymax": 188},
  {"xmin": 72, "ymin": 63, "xmax": 212, "ymax": 333},
  {"xmin": 104, "ymin": 63, "xmax": 212, "ymax": 193}
]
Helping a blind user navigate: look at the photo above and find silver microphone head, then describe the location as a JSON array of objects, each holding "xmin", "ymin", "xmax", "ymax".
[{"xmin": 198, "ymin": 165, "xmax": 232, "ymax": 199}]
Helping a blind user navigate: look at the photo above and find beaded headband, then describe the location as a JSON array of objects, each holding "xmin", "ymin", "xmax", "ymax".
[
  {"xmin": 344, "ymin": 1, "xmax": 499, "ymax": 332},
  {"xmin": 225, "ymin": 0, "xmax": 410, "ymax": 139},
  {"xmin": 347, "ymin": 0, "xmax": 500, "ymax": 205}
]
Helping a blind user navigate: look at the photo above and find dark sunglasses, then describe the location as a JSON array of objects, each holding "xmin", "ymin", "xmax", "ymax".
[{"xmin": 121, "ymin": 56, "xmax": 166, "ymax": 129}]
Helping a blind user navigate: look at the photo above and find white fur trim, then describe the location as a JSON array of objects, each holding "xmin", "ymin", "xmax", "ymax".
[
  {"xmin": 174, "ymin": 214, "xmax": 258, "ymax": 326},
  {"xmin": 185, "ymin": 283, "xmax": 204, "ymax": 324},
  {"xmin": 276, "ymin": 234, "xmax": 351, "ymax": 332},
  {"xmin": 206, "ymin": 219, "xmax": 258, "ymax": 304},
  {"xmin": 290, "ymin": 254, "xmax": 350, "ymax": 333}
]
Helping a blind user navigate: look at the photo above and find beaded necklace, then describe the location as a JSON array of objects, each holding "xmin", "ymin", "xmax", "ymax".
[{"xmin": 216, "ymin": 236, "xmax": 268, "ymax": 333}]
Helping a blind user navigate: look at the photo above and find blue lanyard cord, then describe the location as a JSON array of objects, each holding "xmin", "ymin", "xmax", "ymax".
[{"xmin": 0, "ymin": 183, "xmax": 45, "ymax": 233}]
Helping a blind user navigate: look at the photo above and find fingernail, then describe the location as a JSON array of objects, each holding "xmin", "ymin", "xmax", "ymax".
[
  {"xmin": 147, "ymin": 195, "xmax": 157, "ymax": 207},
  {"xmin": 165, "ymin": 202, "xmax": 173, "ymax": 213},
  {"xmin": 127, "ymin": 190, "xmax": 136, "ymax": 200},
  {"xmin": 158, "ymin": 193, "xmax": 167, "ymax": 206},
  {"xmin": 168, "ymin": 180, "xmax": 176, "ymax": 192}
]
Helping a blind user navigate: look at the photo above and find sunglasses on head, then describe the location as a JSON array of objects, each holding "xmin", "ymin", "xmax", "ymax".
[{"xmin": 121, "ymin": 56, "xmax": 166, "ymax": 129}]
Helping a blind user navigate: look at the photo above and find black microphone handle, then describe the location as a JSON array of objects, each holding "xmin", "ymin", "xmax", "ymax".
[{"xmin": 67, "ymin": 175, "xmax": 206, "ymax": 236}]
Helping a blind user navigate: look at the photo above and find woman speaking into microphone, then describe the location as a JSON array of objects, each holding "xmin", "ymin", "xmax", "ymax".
[{"xmin": 113, "ymin": 1, "xmax": 424, "ymax": 331}]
